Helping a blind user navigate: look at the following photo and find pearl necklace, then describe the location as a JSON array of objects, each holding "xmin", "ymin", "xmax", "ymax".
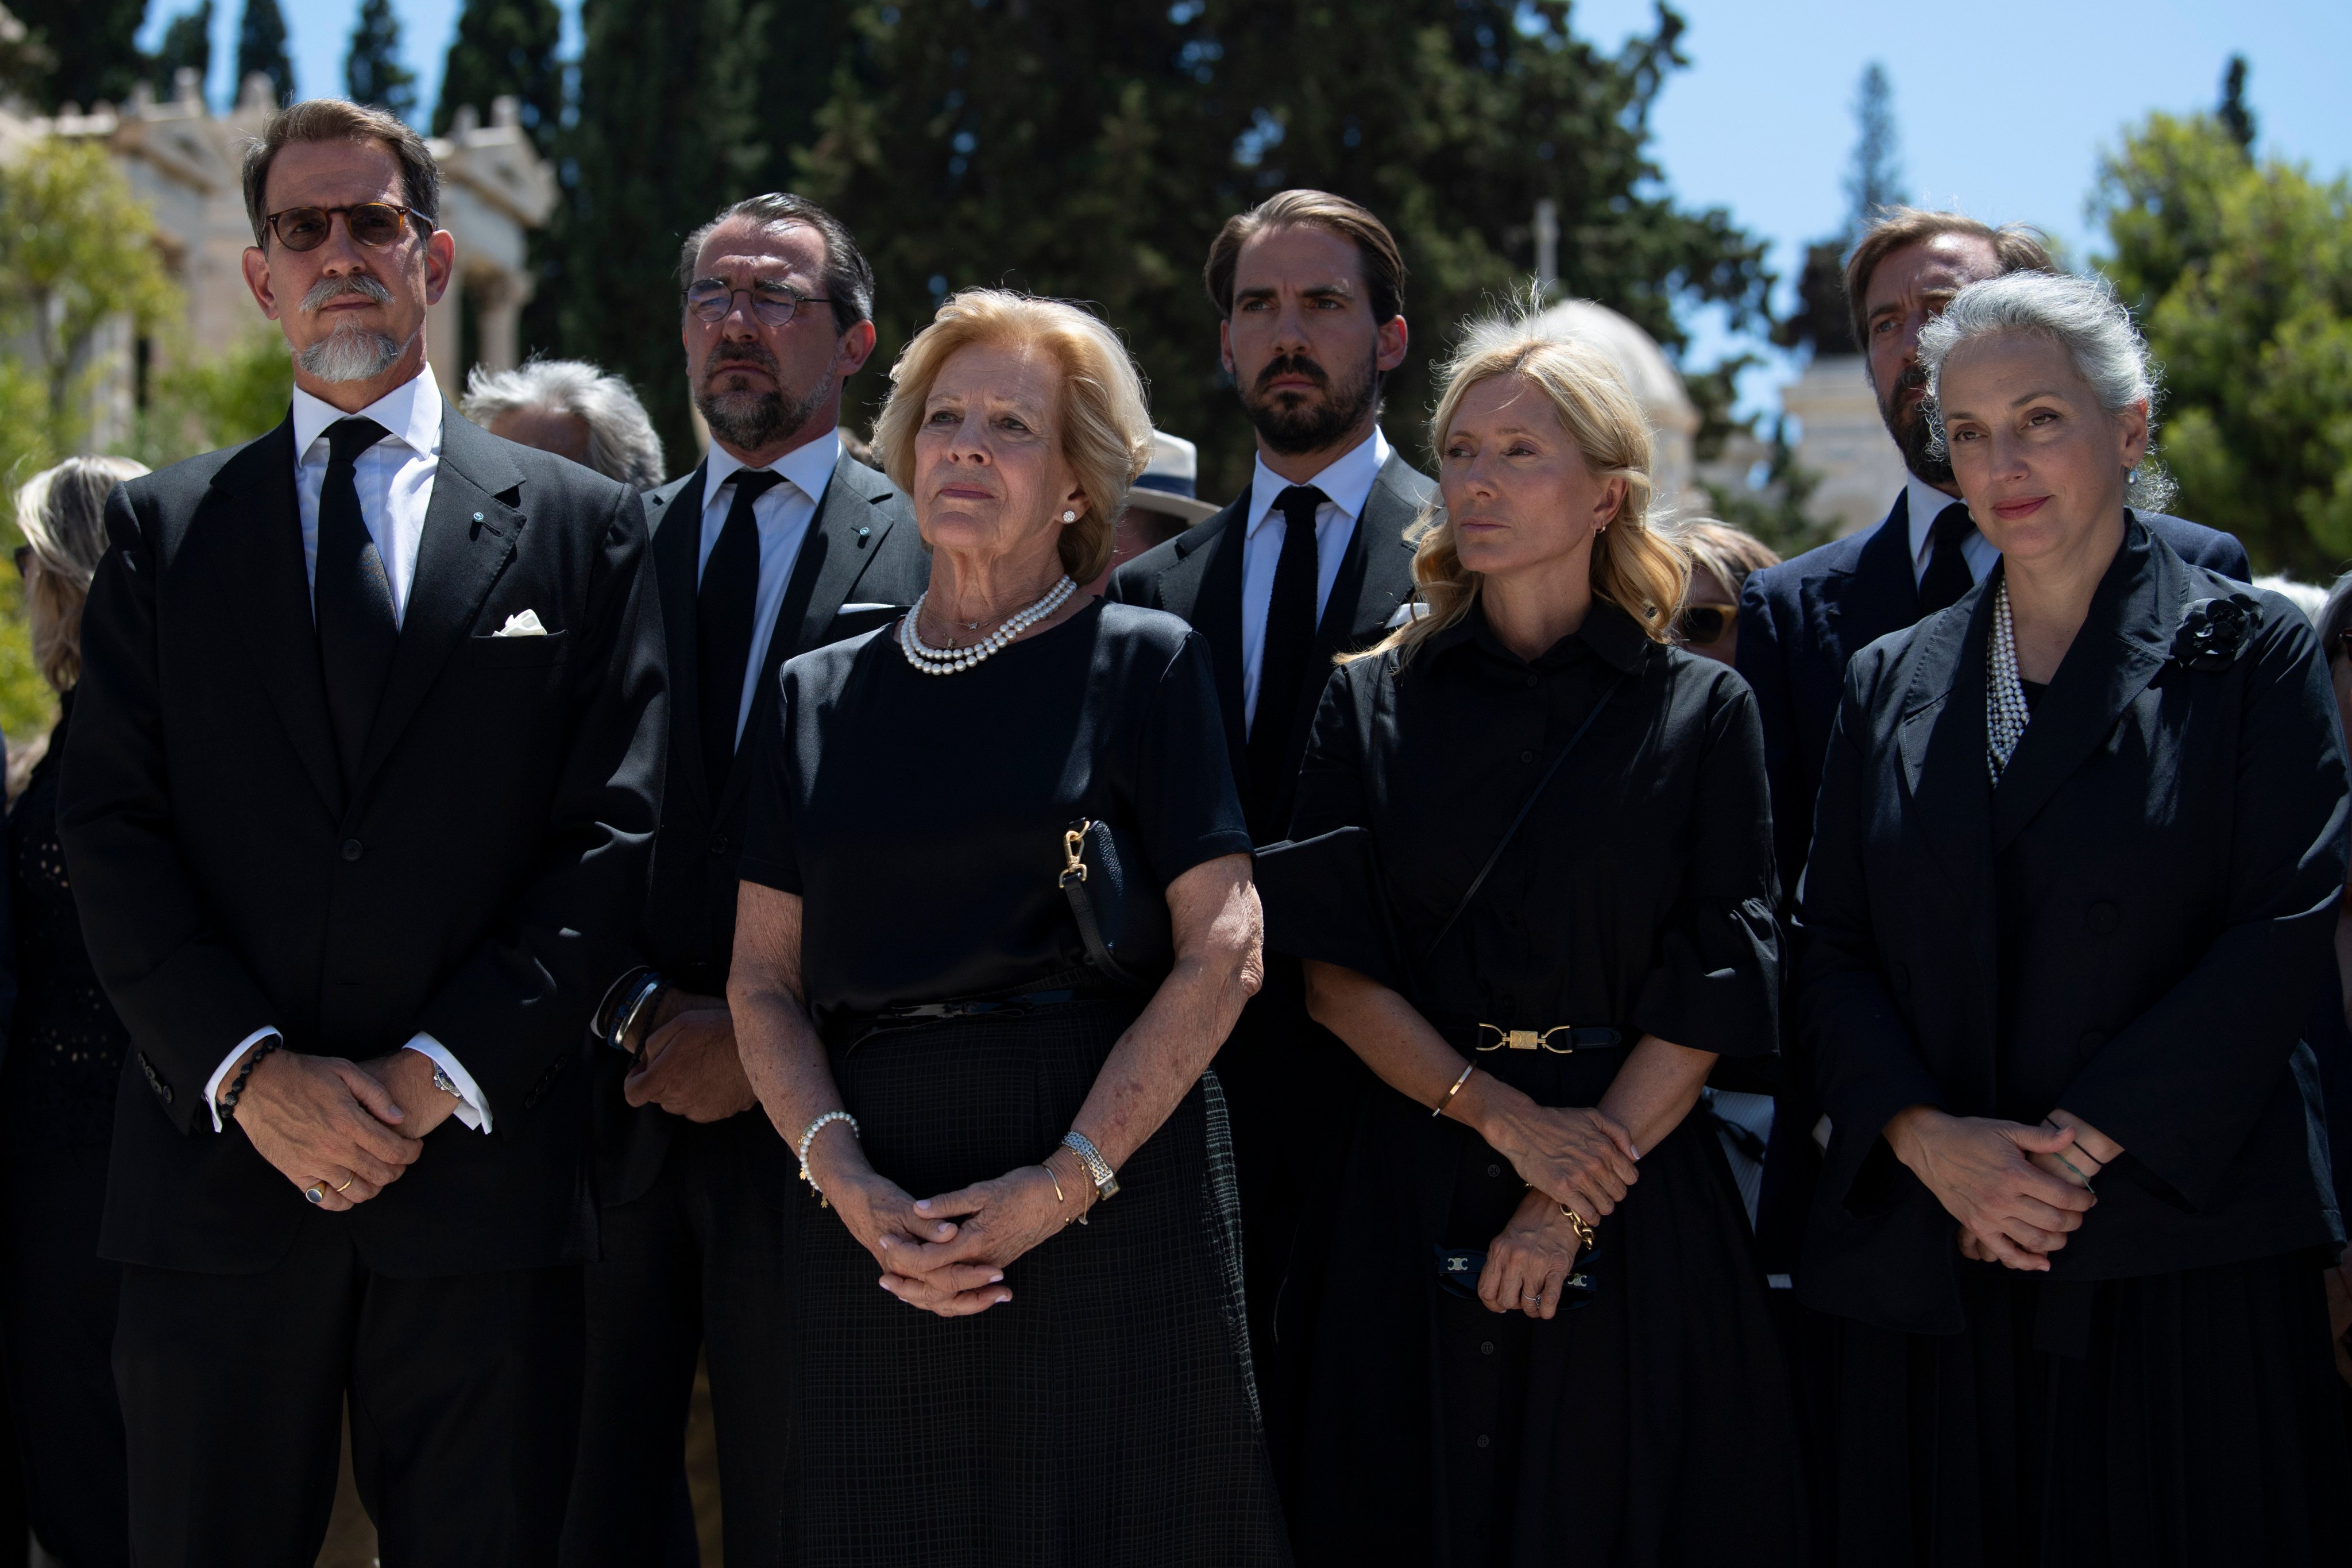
[
  {"xmin": 1986, "ymin": 580, "xmax": 2030, "ymax": 784},
  {"xmin": 898, "ymin": 574, "xmax": 1078, "ymax": 675}
]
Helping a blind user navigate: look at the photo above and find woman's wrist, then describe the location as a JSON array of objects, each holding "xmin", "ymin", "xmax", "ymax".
[
  {"xmin": 1041, "ymin": 1148, "xmax": 1094, "ymax": 1223},
  {"xmin": 1459, "ymin": 1071, "xmax": 1535, "ymax": 1152},
  {"xmin": 1883, "ymin": 1104, "xmax": 1949, "ymax": 1175}
]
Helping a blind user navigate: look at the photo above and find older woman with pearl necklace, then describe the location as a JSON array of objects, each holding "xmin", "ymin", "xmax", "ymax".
[{"xmin": 727, "ymin": 289, "xmax": 1287, "ymax": 1566}]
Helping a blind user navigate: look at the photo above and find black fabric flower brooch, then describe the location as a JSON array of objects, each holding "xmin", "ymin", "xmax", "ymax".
[{"xmin": 2171, "ymin": 592, "xmax": 2264, "ymax": 671}]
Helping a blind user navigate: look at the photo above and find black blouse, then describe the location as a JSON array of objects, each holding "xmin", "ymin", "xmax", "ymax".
[
  {"xmin": 5, "ymin": 698, "xmax": 133, "ymax": 1151},
  {"xmin": 1276, "ymin": 598, "xmax": 1780, "ymax": 1083},
  {"xmin": 739, "ymin": 600, "xmax": 1251, "ymax": 1032}
]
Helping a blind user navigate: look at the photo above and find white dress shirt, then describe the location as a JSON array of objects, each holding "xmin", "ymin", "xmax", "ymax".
[
  {"xmin": 202, "ymin": 370, "xmax": 492, "ymax": 1134},
  {"xmin": 1902, "ymin": 473, "xmax": 1999, "ymax": 589},
  {"xmin": 696, "ymin": 432, "xmax": 840, "ymax": 748},
  {"xmin": 1238, "ymin": 426, "xmax": 1391, "ymax": 731}
]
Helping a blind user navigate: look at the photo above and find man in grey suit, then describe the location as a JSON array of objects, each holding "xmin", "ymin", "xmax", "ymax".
[
  {"xmin": 1107, "ymin": 188, "xmax": 1435, "ymax": 1501},
  {"xmin": 560, "ymin": 194, "xmax": 927, "ymax": 1568}
]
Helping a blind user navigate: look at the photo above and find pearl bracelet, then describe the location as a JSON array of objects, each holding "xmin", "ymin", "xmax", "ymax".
[{"xmin": 796, "ymin": 1110, "xmax": 860, "ymax": 1208}]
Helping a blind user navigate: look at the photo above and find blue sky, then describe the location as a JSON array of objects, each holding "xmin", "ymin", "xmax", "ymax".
[{"xmin": 142, "ymin": 0, "xmax": 2352, "ymax": 413}]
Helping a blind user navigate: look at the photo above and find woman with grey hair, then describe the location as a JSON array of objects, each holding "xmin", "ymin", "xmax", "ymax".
[
  {"xmin": 460, "ymin": 358, "xmax": 668, "ymax": 491},
  {"xmin": 2, "ymin": 456, "xmax": 148, "ymax": 1563},
  {"xmin": 1795, "ymin": 269, "xmax": 2350, "ymax": 1557}
]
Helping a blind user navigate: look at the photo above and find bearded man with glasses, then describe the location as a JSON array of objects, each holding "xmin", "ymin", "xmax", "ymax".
[
  {"xmin": 55, "ymin": 99, "xmax": 666, "ymax": 1563},
  {"xmin": 558, "ymin": 193, "xmax": 927, "ymax": 1568}
]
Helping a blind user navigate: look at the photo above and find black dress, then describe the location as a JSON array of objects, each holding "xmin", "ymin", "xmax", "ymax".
[
  {"xmin": 2, "ymin": 696, "xmax": 132, "ymax": 1565},
  {"xmin": 1797, "ymin": 520, "xmax": 2351, "ymax": 1563},
  {"xmin": 1265, "ymin": 601, "xmax": 1806, "ymax": 1567},
  {"xmin": 739, "ymin": 598, "xmax": 1287, "ymax": 1567}
]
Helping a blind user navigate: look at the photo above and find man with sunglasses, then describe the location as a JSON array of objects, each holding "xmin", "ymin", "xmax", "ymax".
[
  {"xmin": 56, "ymin": 99, "xmax": 665, "ymax": 1563},
  {"xmin": 558, "ymin": 192, "xmax": 926, "ymax": 1568}
]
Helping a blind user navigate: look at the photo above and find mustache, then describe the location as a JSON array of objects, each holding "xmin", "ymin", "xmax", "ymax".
[
  {"xmin": 1253, "ymin": 354, "xmax": 1331, "ymax": 395},
  {"xmin": 300, "ymin": 273, "xmax": 393, "ymax": 313},
  {"xmin": 704, "ymin": 341, "xmax": 782, "ymax": 384}
]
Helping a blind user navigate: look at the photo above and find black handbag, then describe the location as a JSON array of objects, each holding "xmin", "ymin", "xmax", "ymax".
[{"xmin": 1059, "ymin": 818, "xmax": 1175, "ymax": 988}]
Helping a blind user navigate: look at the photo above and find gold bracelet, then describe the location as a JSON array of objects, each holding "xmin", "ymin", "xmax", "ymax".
[
  {"xmin": 1558, "ymin": 1206, "xmax": 1597, "ymax": 1249},
  {"xmin": 1432, "ymin": 1063, "xmax": 1476, "ymax": 1119}
]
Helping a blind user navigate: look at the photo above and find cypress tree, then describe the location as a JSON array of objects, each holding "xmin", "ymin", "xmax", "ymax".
[
  {"xmin": 13, "ymin": 0, "xmax": 146, "ymax": 111},
  {"xmin": 148, "ymin": 2, "xmax": 215, "ymax": 101},
  {"xmin": 346, "ymin": 0, "xmax": 419, "ymax": 122},
  {"xmin": 433, "ymin": 0, "xmax": 563, "ymax": 154},
  {"xmin": 236, "ymin": 0, "xmax": 295, "ymax": 108}
]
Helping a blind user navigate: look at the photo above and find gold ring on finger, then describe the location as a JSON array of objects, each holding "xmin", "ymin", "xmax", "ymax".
[{"xmin": 334, "ymin": 1176, "xmax": 354, "ymax": 1193}]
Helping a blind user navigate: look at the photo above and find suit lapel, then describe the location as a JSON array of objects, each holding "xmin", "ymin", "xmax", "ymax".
[
  {"xmin": 714, "ymin": 457, "xmax": 902, "ymax": 823},
  {"xmin": 1990, "ymin": 523, "xmax": 2172, "ymax": 852},
  {"xmin": 1156, "ymin": 500, "xmax": 1250, "ymax": 775},
  {"xmin": 1289, "ymin": 454, "xmax": 1427, "ymax": 759},
  {"xmin": 204, "ymin": 417, "xmax": 345, "ymax": 813},
  {"xmin": 1835, "ymin": 491, "xmax": 1926, "ymax": 654},
  {"xmin": 648, "ymin": 461, "xmax": 715, "ymax": 813},
  {"xmin": 354, "ymin": 410, "xmax": 523, "ymax": 790}
]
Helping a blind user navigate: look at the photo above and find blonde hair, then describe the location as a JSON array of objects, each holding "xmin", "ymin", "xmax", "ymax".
[
  {"xmin": 872, "ymin": 289, "xmax": 1152, "ymax": 584},
  {"xmin": 1357, "ymin": 320, "xmax": 1687, "ymax": 664},
  {"xmin": 1677, "ymin": 519, "xmax": 1779, "ymax": 600},
  {"xmin": 16, "ymin": 455, "xmax": 145, "ymax": 692}
]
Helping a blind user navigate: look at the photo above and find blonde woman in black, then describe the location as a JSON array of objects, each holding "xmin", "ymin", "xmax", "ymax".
[{"xmin": 1268, "ymin": 321, "xmax": 1803, "ymax": 1565}]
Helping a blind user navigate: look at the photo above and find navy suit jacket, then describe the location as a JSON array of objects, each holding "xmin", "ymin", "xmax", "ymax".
[{"xmin": 1736, "ymin": 490, "xmax": 2250, "ymax": 904}]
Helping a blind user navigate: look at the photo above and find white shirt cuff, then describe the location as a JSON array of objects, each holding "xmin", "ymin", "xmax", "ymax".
[
  {"xmin": 402, "ymin": 1034, "xmax": 493, "ymax": 1133},
  {"xmin": 204, "ymin": 1027, "xmax": 284, "ymax": 1133}
]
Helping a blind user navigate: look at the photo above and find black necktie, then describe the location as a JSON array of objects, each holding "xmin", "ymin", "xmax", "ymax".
[
  {"xmin": 1916, "ymin": 501, "xmax": 1978, "ymax": 616},
  {"xmin": 1244, "ymin": 484, "xmax": 1327, "ymax": 837},
  {"xmin": 697, "ymin": 468, "xmax": 787, "ymax": 793},
  {"xmin": 315, "ymin": 416, "xmax": 397, "ymax": 791}
]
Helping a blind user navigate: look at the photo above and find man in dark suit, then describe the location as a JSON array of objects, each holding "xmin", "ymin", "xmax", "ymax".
[
  {"xmin": 56, "ymin": 101, "xmax": 665, "ymax": 1563},
  {"xmin": 558, "ymin": 194, "xmax": 928, "ymax": 1568},
  {"xmin": 1735, "ymin": 207, "xmax": 2250, "ymax": 1314},
  {"xmin": 1106, "ymin": 188, "xmax": 1433, "ymax": 1486}
]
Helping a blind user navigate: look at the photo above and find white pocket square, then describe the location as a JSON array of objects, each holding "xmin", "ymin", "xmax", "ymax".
[
  {"xmin": 837, "ymin": 603, "xmax": 900, "ymax": 614},
  {"xmin": 493, "ymin": 609, "xmax": 549, "ymax": 638}
]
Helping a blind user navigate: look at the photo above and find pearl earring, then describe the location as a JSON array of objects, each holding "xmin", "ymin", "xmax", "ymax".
[{"xmin": 1062, "ymin": 510, "xmax": 1077, "ymax": 523}]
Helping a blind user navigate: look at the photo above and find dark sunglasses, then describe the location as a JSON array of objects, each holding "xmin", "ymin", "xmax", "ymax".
[
  {"xmin": 683, "ymin": 280, "xmax": 834, "ymax": 328},
  {"xmin": 1676, "ymin": 601, "xmax": 1738, "ymax": 646},
  {"xmin": 264, "ymin": 202, "xmax": 427, "ymax": 253}
]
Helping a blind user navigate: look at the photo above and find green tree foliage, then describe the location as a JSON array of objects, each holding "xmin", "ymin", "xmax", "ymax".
[
  {"xmin": 11, "ymin": 0, "xmax": 145, "ymax": 111},
  {"xmin": 787, "ymin": 0, "xmax": 1768, "ymax": 498},
  {"xmin": 0, "ymin": 139, "xmax": 179, "ymax": 454},
  {"xmin": 1844, "ymin": 62, "xmax": 1906, "ymax": 231},
  {"xmin": 129, "ymin": 329, "xmax": 294, "ymax": 470},
  {"xmin": 2095, "ymin": 111, "xmax": 2352, "ymax": 577},
  {"xmin": 346, "ymin": 0, "xmax": 419, "ymax": 122},
  {"xmin": 434, "ymin": 0, "xmax": 563, "ymax": 152},
  {"xmin": 147, "ymin": 2, "xmax": 214, "ymax": 99},
  {"xmin": 560, "ymin": 0, "xmax": 844, "ymax": 459},
  {"xmin": 236, "ymin": 0, "xmax": 293, "ymax": 108}
]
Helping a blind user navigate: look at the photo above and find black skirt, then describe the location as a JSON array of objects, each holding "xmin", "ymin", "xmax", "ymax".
[
  {"xmin": 1814, "ymin": 1247, "xmax": 2352, "ymax": 1566},
  {"xmin": 1289, "ymin": 1048, "xmax": 1808, "ymax": 1567},
  {"xmin": 785, "ymin": 997, "xmax": 1289, "ymax": 1567}
]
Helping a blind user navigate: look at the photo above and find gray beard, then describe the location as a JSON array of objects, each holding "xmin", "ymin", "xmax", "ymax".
[
  {"xmin": 697, "ymin": 368, "xmax": 833, "ymax": 454},
  {"xmin": 296, "ymin": 318, "xmax": 408, "ymax": 383}
]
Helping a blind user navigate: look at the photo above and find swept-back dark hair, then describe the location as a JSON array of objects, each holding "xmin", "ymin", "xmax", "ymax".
[
  {"xmin": 678, "ymin": 193, "xmax": 874, "ymax": 336},
  {"xmin": 242, "ymin": 98, "xmax": 441, "ymax": 248},
  {"xmin": 1202, "ymin": 188, "xmax": 1407, "ymax": 326}
]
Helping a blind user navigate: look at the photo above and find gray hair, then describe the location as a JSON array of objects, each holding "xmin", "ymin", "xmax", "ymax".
[
  {"xmin": 460, "ymin": 359, "xmax": 667, "ymax": 491},
  {"xmin": 678, "ymin": 193, "xmax": 875, "ymax": 336},
  {"xmin": 1919, "ymin": 269, "xmax": 2176, "ymax": 512}
]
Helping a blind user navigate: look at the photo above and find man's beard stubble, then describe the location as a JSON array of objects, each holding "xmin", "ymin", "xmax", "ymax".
[
  {"xmin": 1240, "ymin": 349, "xmax": 1379, "ymax": 457},
  {"xmin": 1879, "ymin": 360, "xmax": 1953, "ymax": 488},
  {"xmin": 697, "ymin": 339, "xmax": 835, "ymax": 453}
]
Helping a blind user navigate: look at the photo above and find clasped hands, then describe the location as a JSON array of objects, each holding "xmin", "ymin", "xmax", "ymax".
[
  {"xmin": 222, "ymin": 1043, "xmax": 460, "ymax": 1212},
  {"xmin": 809, "ymin": 1126, "xmax": 1096, "ymax": 1318},
  {"xmin": 1884, "ymin": 1104, "xmax": 2120, "ymax": 1270},
  {"xmin": 1471, "ymin": 1095, "xmax": 1639, "ymax": 1320}
]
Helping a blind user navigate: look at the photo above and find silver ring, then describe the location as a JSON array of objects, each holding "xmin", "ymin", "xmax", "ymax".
[
  {"xmin": 304, "ymin": 1184, "xmax": 327, "ymax": 1205},
  {"xmin": 1523, "ymin": 1292, "xmax": 1540, "ymax": 1303}
]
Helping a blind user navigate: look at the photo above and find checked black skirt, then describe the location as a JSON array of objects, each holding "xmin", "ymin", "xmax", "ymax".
[{"xmin": 783, "ymin": 997, "xmax": 1291, "ymax": 1567}]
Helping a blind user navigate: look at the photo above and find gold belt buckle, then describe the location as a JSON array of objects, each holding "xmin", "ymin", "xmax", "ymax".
[{"xmin": 1476, "ymin": 1024, "xmax": 1576, "ymax": 1053}]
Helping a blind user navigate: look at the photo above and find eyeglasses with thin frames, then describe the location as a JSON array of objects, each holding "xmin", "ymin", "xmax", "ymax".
[
  {"xmin": 263, "ymin": 202, "xmax": 427, "ymax": 253},
  {"xmin": 683, "ymin": 280, "xmax": 834, "ymax": 329}
]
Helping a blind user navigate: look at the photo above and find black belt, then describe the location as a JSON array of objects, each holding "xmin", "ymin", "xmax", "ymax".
[
  {"xmin": 874, "ymin": 988, "xmax": 1098, "ymax": 1022},
  {"xmin": 1448, "ymin": 1021, "xmax": 1624, "ymax": 1055}
]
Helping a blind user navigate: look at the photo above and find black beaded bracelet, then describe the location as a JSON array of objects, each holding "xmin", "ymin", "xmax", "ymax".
[{"xmin": 218, "ymin": 1035, "xmax": 281, "ymax": 1123}]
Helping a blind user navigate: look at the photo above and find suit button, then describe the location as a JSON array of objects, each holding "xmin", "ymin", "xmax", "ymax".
[
  {"xmin": 1519, "ymin": 750, "xmax": 1535, "ymax": 763},
  {"xmin": 2077, "ymin": 1030, "xmax": 2105, "ymax": 1061},
  {"xmin": 341, "ymin": 839, "xmax": 364, "ymax": 862},
  {"xmin": 2087, "ymin": 901, "xmax": 2118, "ymax": 933},
  {"xmin": 709, "ymin": 834, "xmax": 730, "ymax": 856},
  {"xmin": 1524, "ymin": 674, "xmax": 1538, "ymax": 688}
]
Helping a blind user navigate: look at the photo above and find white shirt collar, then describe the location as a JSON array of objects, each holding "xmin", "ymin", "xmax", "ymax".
[
  {"xmin": 1244, "ymin": 426, "xmax": 1392, "ymax": 539},
  {"xmin": 1903, "ymin": 472, "xmax": 1969, "ymax": 567},
  {"xmin": 706, "ymin": 430, "xmax": 842, "ymax": 510},
  {"xmin": 291, "ymin": 366, "xmax": 442, "ymax": 462}
]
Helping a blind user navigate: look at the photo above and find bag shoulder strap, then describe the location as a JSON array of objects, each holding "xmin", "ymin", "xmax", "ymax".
[{"xmin": 1417, "ymin": 674, "xmax": 1626, "ymax": 969}]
